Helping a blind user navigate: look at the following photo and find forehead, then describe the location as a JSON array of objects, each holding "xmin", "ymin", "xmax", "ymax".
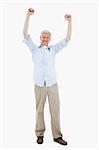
[{"xmin": 41, "ymin": 32, "xmax": 51, "ymax": 37}]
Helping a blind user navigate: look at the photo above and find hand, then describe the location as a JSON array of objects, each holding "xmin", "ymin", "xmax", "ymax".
[
  {"xmin": 64, "ymin": 14, "xmax": 72, "ymax": 22},
  {"xmin": 27, "ymin": 8, "xmax": 34, "ymax": 16}
]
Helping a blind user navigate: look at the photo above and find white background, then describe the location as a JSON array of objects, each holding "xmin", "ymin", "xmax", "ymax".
[{"xmin": 0, "ymin": 1, "xmax": 98, "ymax": 150}]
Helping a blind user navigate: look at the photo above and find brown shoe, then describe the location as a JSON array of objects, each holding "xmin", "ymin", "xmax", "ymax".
[
  {"xmin": 37, "ymin": 136, "xmax": 44, "ymax": 144},
  {"xmin": 54, "ymin": 137, "xmax": 68, "ymax": 145}
]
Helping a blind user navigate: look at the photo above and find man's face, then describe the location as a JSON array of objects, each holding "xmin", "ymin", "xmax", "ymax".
[{"xmin": 40, "ymin": 33, "xmax": 51, "ymax": 46}]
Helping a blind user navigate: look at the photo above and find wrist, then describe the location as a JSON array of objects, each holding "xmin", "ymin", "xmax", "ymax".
[
  {"xmin": 26, "ymin": 14, "xmax": 30, "ymax": 18},
  {"xmin": 68, "ymin": 20, "xmax": 71, "ymax": 22},
  {"xmin": 67, "ymin": 20, "xmax": 71, "ymax": 24}
]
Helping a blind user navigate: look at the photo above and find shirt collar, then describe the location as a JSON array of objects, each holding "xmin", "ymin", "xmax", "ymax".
[{"xmin": 39, "ymin": 45, "xmax": 50, "ymax": 51}]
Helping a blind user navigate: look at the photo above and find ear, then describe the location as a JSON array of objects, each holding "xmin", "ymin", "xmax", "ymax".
[{"xmin": 49, "ymin": 37, "xmax": 51, "ymax": 41}]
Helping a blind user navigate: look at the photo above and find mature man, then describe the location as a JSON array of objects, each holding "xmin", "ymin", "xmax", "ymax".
[{"xmin": 23, "ymin": 8, "xmax": 72, "ymax": 145}]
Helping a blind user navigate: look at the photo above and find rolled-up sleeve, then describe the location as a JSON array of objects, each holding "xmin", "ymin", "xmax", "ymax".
[
  {"xmin": 52, "ymin": 39, "xmax": 67, "ymax": 54},
  {"xmin": 23, "ymin": 35, "xmax": 37, "ymax": 53}
]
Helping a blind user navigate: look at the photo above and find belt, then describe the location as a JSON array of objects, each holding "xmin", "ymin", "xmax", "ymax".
[{"xmin": 44, "ymin": 81, "xmax": 46, "ymax": 86}]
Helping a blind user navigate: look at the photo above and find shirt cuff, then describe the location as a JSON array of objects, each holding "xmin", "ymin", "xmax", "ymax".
[
  {"xmin": 61, "ymin": 39, "xmax": 67, "ymax": 47},
  {"xmin": 23, "ymin": 35, "xmax": 31, "ymax": 44},
  {"xmin": 23, "ymin": 35, "xmax": 30, "ymax": 43}
]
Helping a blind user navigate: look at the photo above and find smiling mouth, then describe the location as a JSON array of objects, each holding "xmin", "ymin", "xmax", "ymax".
[{"xmin": 43, "ymin": 41, "xmax": 47, "ymax": 43}]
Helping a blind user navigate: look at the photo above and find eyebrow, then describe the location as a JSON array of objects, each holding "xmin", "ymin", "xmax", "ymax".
[{"xmin": 42, "ymin": 36, "xmax": 50, "ymax": 37}]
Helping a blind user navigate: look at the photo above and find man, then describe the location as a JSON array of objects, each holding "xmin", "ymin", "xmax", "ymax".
[{"xmin": 23, "ymin": 8, "xmax": 72, "ymax": 145}]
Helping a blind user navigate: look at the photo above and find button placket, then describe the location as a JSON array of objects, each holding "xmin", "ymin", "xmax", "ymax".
[{"xmin": 43, "ymin": 50, "xmax": 47, "ymax": 86}]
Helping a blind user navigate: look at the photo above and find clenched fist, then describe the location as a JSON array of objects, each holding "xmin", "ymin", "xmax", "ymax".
[
  {"xmin": 27, "ymin": 8, "xmax": 34, "ymax": 16},
  {"xmin": 64, "ymin": 14, "xmax": 72, "ymax": 22}
]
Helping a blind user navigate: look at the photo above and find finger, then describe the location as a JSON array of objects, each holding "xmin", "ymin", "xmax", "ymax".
[
  {"xmin": 28, "ymin": 8, "xmax": 34, "ymax": 13},
  {"xmin": 66, "ymin": 15, "xmax": 71, "ymax": 18}
]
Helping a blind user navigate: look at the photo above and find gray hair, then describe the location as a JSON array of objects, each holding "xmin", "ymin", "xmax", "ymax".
[{"xmin": 40, "ymin": 30, "xmax": 51, "ymax": 37}]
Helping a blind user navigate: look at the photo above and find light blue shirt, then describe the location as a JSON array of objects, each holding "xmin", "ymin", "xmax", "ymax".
[{"xmin": 23, "ymin": 35, "xmax": 67, "ymax": 87}]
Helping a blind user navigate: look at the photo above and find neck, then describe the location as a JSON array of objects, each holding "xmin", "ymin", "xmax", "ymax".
[{"xmin": 41, "ymin": 44, "xmax": 48, "ymax": 46}]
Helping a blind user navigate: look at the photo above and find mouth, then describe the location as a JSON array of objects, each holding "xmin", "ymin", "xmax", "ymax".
[{"xmin": 43, "ymin": 41, "xmax": 47, "ymax": 43}]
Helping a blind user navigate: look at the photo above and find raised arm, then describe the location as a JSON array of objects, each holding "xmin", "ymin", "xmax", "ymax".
[
  {"xmin": 23, "ymin": 8, "xmax": 34, "ymax": 38},
  {"xmin": 64, "ymin": 14, "xmax": 72, "ymax": 43}
]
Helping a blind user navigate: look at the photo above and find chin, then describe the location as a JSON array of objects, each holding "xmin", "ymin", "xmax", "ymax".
[
  {"xmin": 41, "ymin": 42, "xmax": 49, "ymax": 46},
  {"xmin": 43, "ymin": 44, "xmax": 48, "ymax": 46}
]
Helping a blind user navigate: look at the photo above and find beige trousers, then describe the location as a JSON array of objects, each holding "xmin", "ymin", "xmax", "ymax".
[{"xmin": 34, "ymin": 83, "xmax": 62, "ymax": 139}]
